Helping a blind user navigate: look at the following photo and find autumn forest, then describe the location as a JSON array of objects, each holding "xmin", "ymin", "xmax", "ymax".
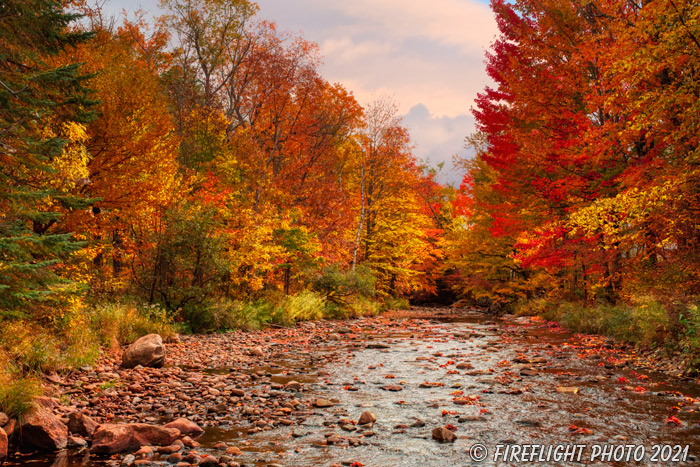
[{"xmin": 2, "ymin": 0, "xmax": 700, "ymax": 411}]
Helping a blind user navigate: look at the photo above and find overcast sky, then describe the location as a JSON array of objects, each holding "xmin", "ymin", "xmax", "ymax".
[{"xmin": 102, "ymin": 0, "xmax": 498, "ymax": 185}]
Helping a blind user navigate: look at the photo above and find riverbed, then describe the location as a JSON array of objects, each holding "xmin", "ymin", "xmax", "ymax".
[{"xmin": 5, "ymin": 308, "xmax": 699, "ymax": 466}]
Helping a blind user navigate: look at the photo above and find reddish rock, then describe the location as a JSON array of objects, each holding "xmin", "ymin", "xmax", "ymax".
[
  {"xmin": 2, "ymin": 420, "xmax": 16, "ymax": 438},
  {"xmin": 163, "ymin": 418, "xmax": 204, "ymax": 436},
  {"xmin": 34, "ymin": 397, "xmax": 60, "ymax": 410},
  {"xmin": 91, "ymin": 424, "xmax": 180, "ymax": 455},
  {"xmin": 358, "ymin": 411, "xmax": 376, "ymax": 425},
  {"xmin": 285, "ymin": 381, "xmax": 302, "ymax": 391},
  {"xmin": 67, "ymin": 413, "xmax": 99, "ymax": 437},
  {"xmin": 199, "ymin": 456, "xmax": 219, "ymax": 467},
  {"xmin": 432, "ymin": 427, "xmax": 457, "ymax": 443},
  {"xmin": 1, "ymin": 426, "xmax": 8, "ymax": 463},
  {"xmin": 121, "ymin": 334, "xmax": 165, "ymax": 369},
  {"xmin": 181, "ymin": 436, "xmax": 200, "ymax": 448},
  {"xmin": 225, "ymin": 446, "xmax": 242, "ymax": 456},
  {"xmin": 166, "ymin": 452, "xmax": 182, "ymax": 463},
  {"xmin": 19, "ymin": 407, "xmax": 68, "ymax": 451},
  {"xmin": 380, "ymin": 384, "xmax": 403, "ymax": 392}
]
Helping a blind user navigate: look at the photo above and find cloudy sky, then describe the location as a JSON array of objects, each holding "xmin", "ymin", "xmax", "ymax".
[{"xmin": 104, "ymin": 0, "xmax": 498, "ymax": 184}]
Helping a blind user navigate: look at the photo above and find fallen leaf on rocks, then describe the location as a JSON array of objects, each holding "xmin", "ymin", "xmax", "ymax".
[{"xmin": 665, "ymin": 416, "xmax": 682, "ymax": 426}]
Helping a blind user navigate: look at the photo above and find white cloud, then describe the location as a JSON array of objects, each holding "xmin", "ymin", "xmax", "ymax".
[
  {"xmin": 329, "ymin": 0, "xmax": 496, "ymax": 55},
  {"xmin": 402, "ymin": 104, "xmax": 474, "ymax": 185}
]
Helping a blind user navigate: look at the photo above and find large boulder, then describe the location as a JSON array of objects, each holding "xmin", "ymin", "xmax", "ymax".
[
  {"xmin": 19, "ymin": 407, "xmax": 68, "ymax": 451},
  {"xmin": 121, "ymin": 334, "xmax": 165, "ymax": 369},
  {"xmin": 91, "ymin": 424, "xmax": 180, "ymax": 455},
  {"xmin": 1, "ymin": 426, "xmax": 8, "ymax": 463},
  {"xmin": 67, "ymin": 413, "xmax": 99, "ymax": 438}
]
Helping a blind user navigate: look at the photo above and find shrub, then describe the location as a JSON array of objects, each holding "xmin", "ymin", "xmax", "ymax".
[
  {"xmin": 313, "ymin": 265, "xmax": 376, "ymax": 304},
  {"xmin": 348, "ymin": 296, "xmax": 382, "ymax": 317},
  {"xmin": 382, "ymin": 297, "xmax": 410, "ymax": 311},
  {"xmin": 514, "ymin": 298, "xmax": 562, "ymax": 321},
  {"xmin": 87, "ymin": 302, "xmax": 175, "ymax": 347},
  {"xmin": 678, "ymin": 304, "xmax": 700, "ymax": 371},
  {"xmin": 273, "ymin": 290, "xmax": 326, "ymax": 326},
  {"xmin": 521, "ymin": 297, "xmax": 669, "ymax": 348},
  {"xmin": 205, "ymin": 299, "xmax": 273, "ymax": 331},
  {"xmin": 0, "ymin": 321, "xmax": 63, "ymax": 372}
]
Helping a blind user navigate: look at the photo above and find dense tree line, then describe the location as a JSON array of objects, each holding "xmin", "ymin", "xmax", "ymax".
[
  {"xmin": 446, "ymin": 0, "xmax": 700, "ymax": 352},
  {"xmin": 0, "ymin": 0, "xmax": 451, "ymax": 329}
]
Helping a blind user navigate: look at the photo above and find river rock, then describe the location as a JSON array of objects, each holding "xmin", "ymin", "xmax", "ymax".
[
  {"xmin": 181, "ymin": 436, "xmax": 200, "ymax": 448},
  {"xmin": 0, "ymin": 413, "xmax": 8, "ymax": 426},
  {"xmin": 1, "ymin": 427, "xmax": 7, "ymax": 463},
  {"xmin": 380, "ymin": 384, "xmax": 403, "ymax": 392},
  {"xmin": 226, "ymin": 446, "xmax": 242, "ymax": 455},
  {"xmin": 166, "ymin": 452, "xmax": 182, "ymax": 463},
  {"xmin": 68, "ymin": 412, "xmax": 99, "ymax": 437},
  {"xmin": 67, "ymin": 436, "xmax": 88, "ymax": 448},
  {"xmin": 2, "ymin": 420, "xmax": 15, "ymax": 438},
  {"xmin": 122, "ymin": 334, "xmax": 165, "ymax": 369},
  {"xmin": 432, "ymin": 427, "xmax": 457, "ymax": 443},
  {"xmin": 285, "ymin": 381, "xmax": 302, "ymax": 391},
  {"xmin": 250, "ymin": 346, "xmax": 264, "ymax": 357},
  {"xmin": 163, "ymin": 418, "xmax": 204, "ymax": 436},
  {"xmin": 91, "ymin": 424, "xmax": 180, "ymax": 454},
  {"xmin": 19, "ymin": 406, "xmax": 68, "ymax": 451},
  {"xmin": 555, "ymin": 386, "xmax": 580, "ymax": 394},
  {"xmin": 314, "ymin": 399, "xmax": 334, "ymax": 408},
  {"xmin": 199, "ymin": 456, "xmax": 219, "ymax": 467},
  {"xmin": 358, "ymin": 411, "xmax": 376, "ymax": 425}
]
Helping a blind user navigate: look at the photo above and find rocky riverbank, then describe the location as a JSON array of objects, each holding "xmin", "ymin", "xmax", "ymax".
[
  {"xmin": 2, "ymin": 308, "xmax": 699, "ymax": 467},
  {"xmin": 2, "ymin": 315, "xmax": 421, "ymax": 466}
]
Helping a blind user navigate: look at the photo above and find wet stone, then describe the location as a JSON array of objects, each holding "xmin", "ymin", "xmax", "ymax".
[{"xmin": 432, "ymin": 427, "xmax": 457, "ymax": 443}]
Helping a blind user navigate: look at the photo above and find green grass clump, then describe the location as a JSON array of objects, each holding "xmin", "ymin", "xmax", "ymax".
[{"xmin": 0, "ymin": 357, "xmax": 41, "ymax": 419}]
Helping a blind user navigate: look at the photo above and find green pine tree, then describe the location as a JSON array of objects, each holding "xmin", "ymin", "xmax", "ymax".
[{"xmin": 0, "ymin": 0, "xmax": 95, "ymax": 316}]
